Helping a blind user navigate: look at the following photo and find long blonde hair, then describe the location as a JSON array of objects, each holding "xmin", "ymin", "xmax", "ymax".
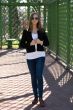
[{"xmin": 28, "ymin": 12, "xmax": 42, "ymax": 31}]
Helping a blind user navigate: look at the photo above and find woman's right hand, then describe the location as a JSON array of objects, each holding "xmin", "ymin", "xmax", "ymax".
[{"xmin": 30, "ymin": 40, "xmax": 37, "ymax": 46}]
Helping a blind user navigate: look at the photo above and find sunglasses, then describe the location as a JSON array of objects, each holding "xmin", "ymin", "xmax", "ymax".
[{"xmin": 32, "ymin": 17, "xmax": 38, "ymax": 20}]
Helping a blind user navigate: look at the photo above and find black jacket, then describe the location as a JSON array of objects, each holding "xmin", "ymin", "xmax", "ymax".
[{"xmin": 19, "ymin": 29, "xmax": 49, "ymax": 53}]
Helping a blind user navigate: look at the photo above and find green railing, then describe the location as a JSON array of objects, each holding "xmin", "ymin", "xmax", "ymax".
[{"xmin": 48, "ymin": 0, "xmax": 73, "ymax": 69}]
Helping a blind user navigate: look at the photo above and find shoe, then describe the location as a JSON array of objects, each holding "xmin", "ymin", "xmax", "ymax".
[
  {"xmin": 32, "ymin": 98, "xmax": 38, "ymax": 105},
  {"xmin": 39, "ymin": 98, "xmax": 45, "ymax": 107}
]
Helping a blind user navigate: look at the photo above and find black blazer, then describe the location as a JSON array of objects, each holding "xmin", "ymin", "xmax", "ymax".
[{"xmin": 19, "ymin": 29, "xmax": 49, "ymax": 53}]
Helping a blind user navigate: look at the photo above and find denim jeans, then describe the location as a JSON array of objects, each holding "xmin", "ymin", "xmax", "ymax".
[{"xmin": 27, "ymin": 57, "xmax": 45, "ymax": 99}]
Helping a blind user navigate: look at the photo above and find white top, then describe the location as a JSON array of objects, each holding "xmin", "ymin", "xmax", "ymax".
[
  {"xmin": 32, "ymin": 33, "xmax": 38, "ymax": 51},
  {"xmin": 25, "ymin": 33, "xmax": 45, "ymax": 60},
  {"xmin": 32, "ymin": 33, "xmax": 38, "ymax": 39}
]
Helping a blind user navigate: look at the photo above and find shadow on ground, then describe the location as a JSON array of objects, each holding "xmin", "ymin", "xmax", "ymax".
[{"xmin": 24, "ymin": 55, "xmax": 73, "ymax": 110}]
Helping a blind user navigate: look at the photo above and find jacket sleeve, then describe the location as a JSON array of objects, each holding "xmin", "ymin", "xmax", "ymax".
[
  {"xmin": 43, "ymin": 30, "xmax": 49, "ymax": 47},
  {"xmin": 19, "ymin": 30, "xmax": 27, "ymax": 49}
]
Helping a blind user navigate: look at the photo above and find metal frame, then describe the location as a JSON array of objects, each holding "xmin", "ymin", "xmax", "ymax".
[
  {"xmin": 48, "ymin": 0, "xmax": 73, "ymax": 70},
  {"xmin": 0, "ymin": 0, "xmax": 49, "ymax": 47}
]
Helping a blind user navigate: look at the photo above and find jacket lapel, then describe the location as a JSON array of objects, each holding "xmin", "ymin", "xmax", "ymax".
[{"xmin": 28, "ymin": 31, "xmax": 33, "ymax": 41}]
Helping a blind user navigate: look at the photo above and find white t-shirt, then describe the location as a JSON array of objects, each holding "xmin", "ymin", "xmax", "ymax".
[
  {"xmin": 32, "ymin": 33, "xmax": 38, "ymax": 51},
  {"xmin": 25, "ymin": 33, "xmax": 45, "ymax": 60}
]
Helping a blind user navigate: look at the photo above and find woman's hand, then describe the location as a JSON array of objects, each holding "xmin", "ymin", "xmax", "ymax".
[
  {"xmin": 36, "ymin": 39, "xmax": 43, "ymax": 45},
  {"xmin": 30, "ymin": 40, "xmax": 37, "ymax": 46},
  {"xmin": 30, "ymin": 39, "xmax": 43, "ymax": 46}
]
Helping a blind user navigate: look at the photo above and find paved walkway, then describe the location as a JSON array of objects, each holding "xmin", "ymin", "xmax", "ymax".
[{"xmin": 0, "ymin": 49, "xmax": 73, "ymax": 110}]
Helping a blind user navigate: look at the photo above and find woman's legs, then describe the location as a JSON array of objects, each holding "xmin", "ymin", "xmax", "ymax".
[
  {"xmin": 35, "ymin": 57, "xmax": 45, "ymax": 99},
  {"xmin": 27, "ymin": 57, "xmax": 45, "ymax": 106},
  {"xmin": 27, "ymin": 59, "xmax": 38, "ymax": 98}
]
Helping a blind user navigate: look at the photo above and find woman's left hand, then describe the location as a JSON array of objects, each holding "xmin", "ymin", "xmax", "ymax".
[{"xmin": 37, "ymin": 39, "xmax": 43, "ymax": 45}]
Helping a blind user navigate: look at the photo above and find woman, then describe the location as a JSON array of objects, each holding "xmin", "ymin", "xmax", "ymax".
[{"xmin": 19, "ymin": 12, "xmax": 49, "ymax": 107}]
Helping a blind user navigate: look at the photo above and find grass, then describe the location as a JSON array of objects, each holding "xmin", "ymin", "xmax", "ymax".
[{"xmin": 1, "ymin": 39, "xmax": 19, "ymax": 49}]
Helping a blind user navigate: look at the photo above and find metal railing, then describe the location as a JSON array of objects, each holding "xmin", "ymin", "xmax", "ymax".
[{"xmin": 48, "ymin": 0, "xmax": 73, "ymax": 69}]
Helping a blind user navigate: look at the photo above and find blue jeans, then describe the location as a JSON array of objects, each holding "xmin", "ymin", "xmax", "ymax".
[{"xmin": 27, "ymin": 57, "xmax": 45, "ymax": 99}]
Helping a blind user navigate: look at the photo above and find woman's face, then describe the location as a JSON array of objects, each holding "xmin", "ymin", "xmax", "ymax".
[{"xmin": 31, "ymin": 14, "xmax": 39, "ymax": 26}]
